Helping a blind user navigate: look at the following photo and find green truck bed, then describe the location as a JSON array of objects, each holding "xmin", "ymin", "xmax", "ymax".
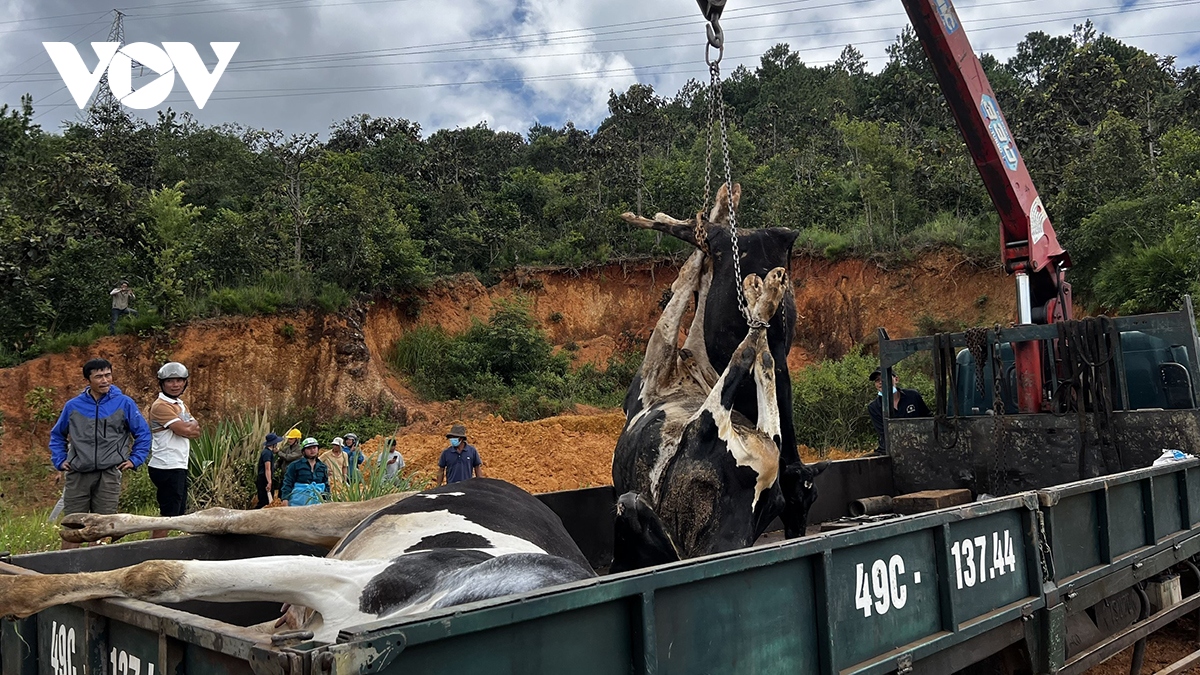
[{"xmin": 5, "ymin": 458, "xmax": 1200, "ymax": 674}]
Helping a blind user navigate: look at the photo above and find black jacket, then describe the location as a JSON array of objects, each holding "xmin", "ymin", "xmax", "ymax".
[{"xmin": 867, "ymin": 388, "xmax": 931, "ymax": 454}]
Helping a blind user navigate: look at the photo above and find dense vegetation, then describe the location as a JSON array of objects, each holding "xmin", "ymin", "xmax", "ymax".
[
  {"xmin": 2, "ymin": 23, "xmax": 1199, "ymax": 366},
  {"xmin": 391, "ymin": 295, "xmax": 642, "ymax": 420}
]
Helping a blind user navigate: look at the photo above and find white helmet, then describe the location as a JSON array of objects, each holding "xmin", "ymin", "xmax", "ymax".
[
  {"xmin": 157, "ymin": 362, "xmax": 189, "ymax": 380},
  {"xmin": 157, "ymin": 362, "xmax": 189, "ymax": 395}
]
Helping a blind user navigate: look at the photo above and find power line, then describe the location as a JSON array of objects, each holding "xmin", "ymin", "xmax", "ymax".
[{"xmin": 6, "ymin": 0, "xmax": 1193, "ymax": 85}]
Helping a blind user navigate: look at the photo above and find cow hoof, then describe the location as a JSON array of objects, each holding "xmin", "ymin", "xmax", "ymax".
[{"xmin": 60, "ymin": 514, "xmax": 118, "ymax": 543}]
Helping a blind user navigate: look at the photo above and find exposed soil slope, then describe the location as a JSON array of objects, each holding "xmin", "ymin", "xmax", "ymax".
[{"xmin": 0, "ymin": 250, "xmax": 1013, "ymax": 474}]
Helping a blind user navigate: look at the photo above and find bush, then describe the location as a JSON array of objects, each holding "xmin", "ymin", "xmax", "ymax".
[
  {"xmin": 792, "ymin": 347, "xmax": 936, "ymax": 456},
  {"xmin": 119, "ymin": 468, "xmax": 158, "ymax": 512},
  {"xmin": 33, "ymin": 324, "xmax": 108, "ymax": 355},
  {"xmin": 315, "ymin": 283, "xmax": 351, "ymax": 313},
  {"xmin": 116, "ymin": 310, "xmax": 166, "ymax": 335},
  {"xmin": 792, "ymin": 349, "xmax": 880, "ymax": 455},
  {"xmin": 389, "ymin": 296, "xmax": 639, "ymax": 420},
  {"xmin": 189, "ymin": 411, "xmax": 270, "ymax": 510}
]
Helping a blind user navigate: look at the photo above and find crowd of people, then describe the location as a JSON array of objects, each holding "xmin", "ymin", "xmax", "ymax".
[{"xmin": 46, "ymin": 355, "xmax": 487, "ymax": 548}]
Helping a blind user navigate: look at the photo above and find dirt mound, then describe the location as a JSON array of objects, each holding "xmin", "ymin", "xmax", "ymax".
[
  {"xmin": 361, "ymin": 412, "xmax": 627, "ymax": 494},
  {"xmin": 0, "ymin": 250, "xmax": 1007, "ymax": 492}
]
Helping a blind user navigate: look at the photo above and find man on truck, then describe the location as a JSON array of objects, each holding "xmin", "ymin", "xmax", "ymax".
[{"xmin": 867, "ymin": 368, "xmax": 930, "ymax": 455}]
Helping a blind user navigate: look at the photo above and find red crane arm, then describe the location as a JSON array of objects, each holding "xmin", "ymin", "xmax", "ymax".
[{"xmin": 897, "ymin": 0, "xmax": 1071, "ymax": 277}]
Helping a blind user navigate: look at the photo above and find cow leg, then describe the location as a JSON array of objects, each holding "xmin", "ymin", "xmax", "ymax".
[
  {"xmin": 60, "ymin": 493, "xmax": 410, "ymax": 547},
  {"xmin": 680, "ymin": 256, "xmax": 719, "ymax": 389},
  {"xmin": 620, "ymin": 212, "xmax": 699, "ymax": 247},
  {"xmin": 706, "ymin": 183, "xmax": 741, "ymax": 226},
  {"xmin": 0, "ymin": 556, "xmax": 390, "ymax": 641},
  {"xmin": 639, "ymin": 249, "xmax": 706, "ymax": 399},
  {"xmin": 753, "ymin": 345, "xmax": 781, "ymax": 447}
]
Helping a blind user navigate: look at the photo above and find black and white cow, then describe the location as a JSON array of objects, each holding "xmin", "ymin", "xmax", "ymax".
[
  {"xmin": 0, "ymin": 479, "xmax": 595, "ymax": 641},
  {"xmin": 610, "ymin": 241, "xmax": 793, "ymax": 572},
  {"xmin": 620, "ymin": 185, "xmax": 827, "ymax": 543}
]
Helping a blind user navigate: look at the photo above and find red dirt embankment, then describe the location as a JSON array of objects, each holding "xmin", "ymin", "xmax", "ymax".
[{"xmin": 0, "ymin": 251, "xmax": 1014, "ymax": 490}]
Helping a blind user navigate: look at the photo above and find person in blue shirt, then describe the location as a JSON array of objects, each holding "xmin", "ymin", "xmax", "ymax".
[
  {"xmin": 281, "ymin": 437, "xmax": 329, "ymax": 506},
  {"xmin": 342, "ymin": 432, "xmax": 365, "ymax": 482},
  {"xmin": 49, "ymin": 358, "xmax": 151, "ymax": 549},
  {"xmin": 437, "ymin": 424, "xmax": 485, "ymax": 486}
]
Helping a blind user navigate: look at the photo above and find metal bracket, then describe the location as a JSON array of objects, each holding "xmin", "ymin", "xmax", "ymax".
[{"xmin": 324, "ymin": 632, "xmax": 408, "ymax": 674}]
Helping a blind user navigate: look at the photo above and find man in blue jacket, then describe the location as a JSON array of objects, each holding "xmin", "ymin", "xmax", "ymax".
[{"xmin": 49, "ymin": 358, "xmax": 151, "ymax": 548}]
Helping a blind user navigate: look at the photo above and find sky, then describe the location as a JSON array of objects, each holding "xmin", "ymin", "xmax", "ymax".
[{"xmin": 0, "ymin": 0, "xmax": 1197, "ymax": 139}]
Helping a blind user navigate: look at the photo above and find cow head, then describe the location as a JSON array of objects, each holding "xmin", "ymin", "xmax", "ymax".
[
  {"xmin": 612, "ymin": 491, "xmax": 680, "ymax": 573},
  {"xmin": 779, "ymin": 460, "xmax": 829, "ymax": 538}
]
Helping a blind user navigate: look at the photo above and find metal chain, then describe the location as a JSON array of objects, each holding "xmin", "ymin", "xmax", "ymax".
[
  {"xmin": 964, "ymin": 327, "xmax": 989, "ymax": 399},
  {"xmin": 708, "ymin": 59, "xmax": 766, "ymax": 330},
  {"xmin": 989, "ymin": 324, "xmax": 1009, "ymax": 495}
]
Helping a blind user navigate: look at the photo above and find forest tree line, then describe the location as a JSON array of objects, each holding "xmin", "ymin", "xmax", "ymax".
[{"xmin": 1, "ymin": 22, "xmax": 1198, "ymax": 364}]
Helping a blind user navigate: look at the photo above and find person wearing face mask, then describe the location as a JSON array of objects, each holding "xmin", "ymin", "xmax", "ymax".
[
  {"xmin": 437, "ymin": 424, "xmax": 485, "ymax": 486},
  {"xmin": 867, "ymin": 368, "xmax": 930, "ymax": 456}
]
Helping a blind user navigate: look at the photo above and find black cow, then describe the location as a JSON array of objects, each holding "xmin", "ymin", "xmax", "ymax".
[
  {"xmin": 621, "ymin": 185, "xmax": 827, "ymax": 540},
  {"xmin": 0, "ymin": 479, "xmax": 595, "ymax": 641},
  {"xmin": 611, "ymin": 243, "xmax": 795, "ymax": 572}
]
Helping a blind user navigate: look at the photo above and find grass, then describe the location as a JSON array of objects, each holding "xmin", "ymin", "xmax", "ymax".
[
  {"xmin": 0, "ymin": 504, "xmax": 163, "ymax": 556},
  {"xmin": 190, "ymin": 411, "xmax": 270, "ymax": 510}
]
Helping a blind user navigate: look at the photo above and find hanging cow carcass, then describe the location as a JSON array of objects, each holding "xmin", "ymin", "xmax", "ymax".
[
  {"xmin": 615, "ymin": 186, "xmax": 826, "ymax": 560},
  {"xmin": 612, "ymin": 186, "xmax": 825, "ymax": 571}
]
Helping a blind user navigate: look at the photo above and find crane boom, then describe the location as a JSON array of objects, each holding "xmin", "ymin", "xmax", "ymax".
[{"xmin": 897, "ymin": 0, "xmax": 1074, "ymax": 412}]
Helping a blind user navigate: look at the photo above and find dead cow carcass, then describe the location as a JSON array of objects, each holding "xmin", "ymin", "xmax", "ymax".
[
  {"xmin": 611, "ymin": 226, "xmax": 795, "ymax": 571},
  {"xmin": 618, "ymin": 186, "xmax": 826, "ymax": 547},
  {"xmin": 0, "ymin": 479, "xmax": 595, "ymax": 640}
]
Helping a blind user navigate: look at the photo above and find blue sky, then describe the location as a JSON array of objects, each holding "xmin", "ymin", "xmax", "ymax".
[{"xmin": 0, "ymin": 0, "xmax": 1196, "ymax": 138}]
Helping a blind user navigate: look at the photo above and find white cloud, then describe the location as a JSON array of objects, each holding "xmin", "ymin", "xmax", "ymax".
[{"xmin": 1, "ymin": 0, "xmax": 1198, "ymax": 137}]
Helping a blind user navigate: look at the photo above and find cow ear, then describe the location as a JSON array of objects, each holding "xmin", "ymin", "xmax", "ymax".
[
  {"xmin": 811, "ymin": 460, "xmax": 830, "ymax": 476},
  {"xmin": 730, "ymin": 183, "xmax": 741, "ymax": 212},
  {"xmin": 771, "ymin": 227, "xmax": 800, "ymax": 249}
]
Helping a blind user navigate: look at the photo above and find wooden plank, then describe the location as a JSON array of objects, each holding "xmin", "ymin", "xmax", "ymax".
[
  {"xmin": 1154, "ymin": 647, "xmax": 1200, "ymax": 675},
  {"xmin": 893, "ymin": 490, "xmax": 973, "ymax": 515}
]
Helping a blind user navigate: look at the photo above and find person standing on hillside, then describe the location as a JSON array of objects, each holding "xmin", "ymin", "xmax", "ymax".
[
  {"xmin": 256, "ymin": 432, "xmax": 283, "ymax": 508},
  {"xmin": 146, "ymin": 362, "xmax": 201, "ymax": 538},
  {"xmin": 437, "ymin": 424, "xmax": 484, "ymax": 486},
  {"xmin": 109, "ymin": 280, "xmax": 138, "ymax": 334},
  {"xmin": 49, "ymin": 358, "xmax": 152, "ymax": 549}
]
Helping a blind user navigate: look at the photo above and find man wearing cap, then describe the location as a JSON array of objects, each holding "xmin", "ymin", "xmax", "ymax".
[
  {"xmin": 109, "ymin": 280, "xmax": 138, "ymax": 334},
  {"xmin": 277, "ymin": 429, "xmax": 304, "ymax": 475},
  {"xmin": 256, "ymin": 433, "xmax": 283, "ymax": 508},
  {"xmin": 867, "ymin": 368, "xmax": 931, "ymax": 455},
  {"xmin": 437, "ymin": 424, "xmax": 485, "ymax": 486},
  {"xmin": 322, "ymin": 437, "xmax": 349, "ymax": 487}
]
